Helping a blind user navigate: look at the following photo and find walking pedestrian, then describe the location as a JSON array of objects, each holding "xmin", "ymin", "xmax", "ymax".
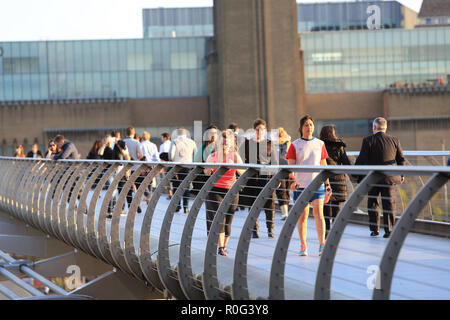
[
  {"xmin": 204, "ymin": 129, "xmax": 245, "ymax": 256},
  {"xmin": 159, "ymin": 132, "xmax": 173, "ymax": 199},
  {"xmin": 192, "ymin": 125, "xmax": 218, "ymax": 195},
  {"xmin": 123, "ymin": 126, "xmax": 144, "ymax": 213},
  {"xmin": 286, "ymin": 115, "xmax": 331, "ymax": 256},
  {"xmin": 169, "ymin": 127, "xmax": 197, "ymax": 214},
  {"xmin": 276, "ymin": 127, "xmax": 292, "ymax": 221},
  {"xmin": 354, "ymin": 117, "xmax": 405, "ymax": 238},
  {"xmin": 240, "ymin": 118, "xmax": 277, "ymax": 239},
  {"xmin": 320, "ymin": 125, "xmax": 351, "ymax": 238}
]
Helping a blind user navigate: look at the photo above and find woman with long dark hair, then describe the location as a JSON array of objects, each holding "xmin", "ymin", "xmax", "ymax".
[
  {"xmin": 87, "ymin": 140, "xmax": 104, "ymax": 159},
  {"xmin": 320, "ymin": 125, "xmax": 351, "ymax": 238},
  {"xmin": 286, "ymin": 115, "xmax": 331, "ymax": 256}
]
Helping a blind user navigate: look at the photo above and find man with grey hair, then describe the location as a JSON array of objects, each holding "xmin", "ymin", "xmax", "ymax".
[{"xmin": 355, "ymin": 117, "xmax": 405, "ymax": 238}]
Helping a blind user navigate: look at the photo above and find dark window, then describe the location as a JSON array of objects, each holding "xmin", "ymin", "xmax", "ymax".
[{"xmin": 3, "ymin": 57, "xmax": 39, "ymax": 74}]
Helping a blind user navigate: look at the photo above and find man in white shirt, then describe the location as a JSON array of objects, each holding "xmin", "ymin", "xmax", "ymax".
[
  {"xmin": 123, "ymin": 127, "xmax": 143, "ymax": 162},
  {"xmin": 159, "ymin": 132, "xmax": 173, "ymax": 199},
  {"xmin": 141, "ymin": 131, "xmax": 160, "ymax": 162},
  {"xmin": 159, "ymin": 132, "xmax": 172, "ymax": 162},
  {"xmin": 122, "ymin": 126, "xmax": 144, "ymax": 214},
  {"xmin": 169, "ymin": 127, "xmax": 198, "ymax": 214},
  {"xmin": 140, "ymin": 131, "xmax": 159, "ymax": 202}
]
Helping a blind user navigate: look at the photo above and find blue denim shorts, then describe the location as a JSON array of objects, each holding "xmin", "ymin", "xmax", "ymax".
[{"xmin": 293, "ymin": 185, "xmax": 325, "ymax": 203}]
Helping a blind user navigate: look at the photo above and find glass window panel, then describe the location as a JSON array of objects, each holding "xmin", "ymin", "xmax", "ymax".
[
  {"xmin": 91, "ymin": 41, "xmax": 102, "ymax": 72},
  {"xmin": 38, "ymin": 42, "xmax": 48, "ymax": 73},
  {"xmin": 117, "ymin": 41, "xmax": 128, "ymax": 71},
  {"xmin": 0, "ymin": 77, "xmax": 3, "ymax": 100},
  {"xmin": 12, "ymin": 75, "xmax": 22, "ymax": 100},
  {"xmin": 82, "ymin": 41, "xmax": 93, "ymax": 72},
  {"xmin": 118, "ymin": 71, "xmax": 128, "ymax": 97},
  {"xmin": 65, "ymin": 42, "xmax": 75, "ymax": 73},
  {"xmin": 74, "ymin": 73, "xmax": 84, "ymax": 98},
  {"xmin": 101, "ymin": 72, "xmax": 112, "ymax": 98},
  {"xmin": 170, "ymin": 52, "xmax": 197, "ymax": 69},
  {"xmin": 110, "ymin": 72, "xmax": 119, "ymax": 98},
  {"xmin": 84, "ymin": 72, "xmax": 93, "ymax": 98},
  {"xmin": 4, "ymin": 75, "xmax": 13, "ymax": 100},
  {"xmin": 127, "ymin": 71, "xmax": 137, "ymax": 97},
  {"xmin": 55, "ymin": 42, "xmax": 66, "ymax": 72},
  {"xmin": 136, "ymin": 71, "xmax": 146, "ymax": 98},
  {"xmin": 21, "ymin": 74, "xmax": 32, "ymax": 100},
  {"xmin": 100, "ymin": 41, "xmax": 110, "ymax": 72},
  {"xmin": 127, "ymin": 53, "xmax": 153, "ymax": 70},
  {"xmin": 40, "ymin": 74, "xmax": 48, "ymax": 100},
  {"xmin": 152, "ymin": 71, "xmax": 163, "ymax": 97},
  {"xmin": 109, "ymin": 40, "xmax": 120, "ymax": 71},
  {"xmin": 73, "ymin": 41, "xmax": 83, "ymax": 72},
  {"xmin": 92, "ymin": 72, "xmax": 102, "ymax": 97},
  {"xmin": 162, "ymin": 71, "xmax": 172, "ymax": 97},
  {"xmin": 66, "ymin": 73, "xmax": 76, "ymax": 99}
]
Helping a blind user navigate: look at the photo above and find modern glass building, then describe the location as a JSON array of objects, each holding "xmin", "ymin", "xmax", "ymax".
[
  {"xmin": 142, "ymin": 1, "xmax": 411, "ymax": 38},
  {"xmin": 0, "ymin": 37, "xmax": 207, "ymax": 101},
  {"xmin": 143, "ymin": 7, "xmax": 213, "ymax": 38},
  {"xmin": 301, "ymin": 27, "xmax": 450, "ymax": 93},
  {"xmin": 297, "ymin": 0, "xmax": 405, "ymax": 32}
]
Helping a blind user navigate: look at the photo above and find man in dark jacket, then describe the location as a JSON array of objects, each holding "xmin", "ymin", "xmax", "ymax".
[
  {"xmin": 52, "ymin": 135, "xmax": 79, "ymax": 160},
  {"xmin": 355, "ymin": 117, "xmax": 405, "ymax": 238},
  {"xmin": 26, "ymin": 143, "xmax": 43, "ymax": 159}
]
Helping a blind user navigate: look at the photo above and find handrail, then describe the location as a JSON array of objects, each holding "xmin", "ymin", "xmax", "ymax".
[{"xmin": 0, "ymin": 156, "xmax": 448, "ymax": 300}]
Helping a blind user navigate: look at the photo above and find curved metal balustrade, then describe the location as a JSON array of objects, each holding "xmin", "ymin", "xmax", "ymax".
[{"xmin": 0, "ymin": 156, "xmax": 448, "ymax": 300}]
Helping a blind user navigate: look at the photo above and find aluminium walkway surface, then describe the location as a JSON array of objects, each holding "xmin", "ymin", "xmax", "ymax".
[{"xmin": 83, "ymin": 189, "xmax": 450, "ymax": 300}]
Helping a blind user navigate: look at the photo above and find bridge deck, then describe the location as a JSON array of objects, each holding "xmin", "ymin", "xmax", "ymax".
[{"xmin": 84, "ymin": 190, "xmax": 450, "ymax": 300}]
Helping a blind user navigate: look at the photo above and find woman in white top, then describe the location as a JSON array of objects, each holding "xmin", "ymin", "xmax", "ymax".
[{"xmin": 286, "ymin": 115, "xmax": 331, "ymax": 256}]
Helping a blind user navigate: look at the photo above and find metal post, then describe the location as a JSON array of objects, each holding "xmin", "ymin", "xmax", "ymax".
[
  {"xmin": 314, "ymin": 171, "xmax": 384, "ymax": 300},
  {"xmin": 373, "ymin": 172, "xmax": 449, "ymax": 300},
  {"xmin": 178, "ymin": 166, "xmax": 228, "ymax": 300},
  {"xmin": 202, "ymin": 168, "xmax": 257, "ymax": 300},
  {"xmin": 269, "ymin": 170, "xmax": 333, "ymax": 300},
  {"xmin": 157, "ymin": 166, "xmax": 203, "ymax": 300}
]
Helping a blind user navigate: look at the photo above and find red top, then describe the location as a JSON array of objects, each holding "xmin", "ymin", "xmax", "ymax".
[{"xmin": 206, "ymin": 151, "xmax": 243, "ymax": 189}]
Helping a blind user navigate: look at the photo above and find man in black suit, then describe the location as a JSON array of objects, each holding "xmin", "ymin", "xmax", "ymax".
[{"xmin": 355, "ymin": 117, "xmax": 406, "ymax": 238}]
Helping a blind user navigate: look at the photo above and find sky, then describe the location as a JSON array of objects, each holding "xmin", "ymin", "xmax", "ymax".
[{"xmin": 0, "ymin": 0, "xmax": 424, "ymax": 42}]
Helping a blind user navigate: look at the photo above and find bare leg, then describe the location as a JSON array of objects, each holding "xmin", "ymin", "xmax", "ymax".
[
  {"xmin": 297, "ymin": 204, "xmax": 310, "ymax": 250},
  {"xmin": 280, "ymin": 204, "xmax": 289, "ymax": 216},
  {"xmin": 218, "ymin": 232, "xmax": 225, "ymax": 248},
  {"xmin": 312, "ymin": 199, "xmax": 325, "ymax": 245}
]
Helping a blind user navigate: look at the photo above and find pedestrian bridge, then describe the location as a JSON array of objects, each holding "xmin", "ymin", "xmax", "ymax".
[{"xmin": 0, "ymin": 153, "xmax": 448, "ymax": 300}]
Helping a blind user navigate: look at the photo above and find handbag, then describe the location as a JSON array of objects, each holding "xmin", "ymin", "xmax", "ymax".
[{"xmin": 324, "ymin": 186, "xmax": 332, "ymax": 204}]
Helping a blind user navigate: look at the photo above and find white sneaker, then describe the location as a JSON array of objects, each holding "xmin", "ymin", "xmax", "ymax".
[{"xmin": 281, "ymin": 214, "xmax": 288, "ymax": 221}]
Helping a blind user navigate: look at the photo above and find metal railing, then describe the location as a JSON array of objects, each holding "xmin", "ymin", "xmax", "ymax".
[{"xmin": 0, "ymin": 155, "xmax": 449, "ymax": 300}]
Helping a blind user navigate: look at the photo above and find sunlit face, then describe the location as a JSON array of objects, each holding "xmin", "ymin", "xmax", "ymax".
[
  {"xmin": 32, "ymin": 144, "xmax": 38, "ymax": 153},
  {"xmin": 301, "ymin": 119, "xmax": 314, "ymax": 138},
  {"xmin": 56, "ymin": 140, "xmax": 64, "ymax": 149},
  {"xmin": 48, "ymin": 142, "xmax": 56, "ymax": 152},
  {"xmin": 221, "ymin": 136, "xmax": 231, "ymax": 153},
  {"xmin": 255, "ymin": 124, "xmax": 266, "ymax": 141}
]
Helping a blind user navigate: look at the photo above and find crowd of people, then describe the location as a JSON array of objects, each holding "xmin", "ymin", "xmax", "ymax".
[{"xmin": 12, "ymin": 115, "xmax": 406, "ymax": 257}]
